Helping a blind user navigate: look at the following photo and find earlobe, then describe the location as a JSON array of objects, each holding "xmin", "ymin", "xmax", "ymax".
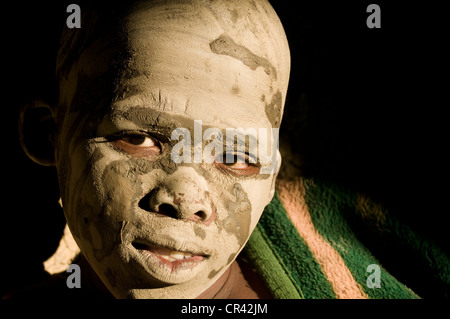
[{"xmin": 18, "ymin": 100, "xmax": 57, "ymax": 166}]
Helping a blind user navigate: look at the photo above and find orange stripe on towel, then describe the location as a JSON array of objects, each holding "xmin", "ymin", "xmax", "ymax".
[{"xmin": 277, "ymin": 178, "xmax": 368, "ymax": 299}]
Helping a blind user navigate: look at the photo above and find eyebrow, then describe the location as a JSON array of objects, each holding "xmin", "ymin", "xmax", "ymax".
[
  {"xmin": 223, "ymin": 128, "xmax": 259, "ymax": 153},
  {"xmin": 111, "ymin": 106, "xmax": 185, "ymax": 131}
]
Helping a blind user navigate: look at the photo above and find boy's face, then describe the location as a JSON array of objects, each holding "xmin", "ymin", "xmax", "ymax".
[{"xmin": 55, "ymin": 2, "xmax": 288, "ymax": 298}]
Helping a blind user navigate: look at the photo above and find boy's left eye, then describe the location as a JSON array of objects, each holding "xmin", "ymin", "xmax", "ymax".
[
  {"xmin": 108, "ymin": 132, "xmax": 162, "ymax": 158},
  {"xmin": 214, "ymin": 153, "xmax": 260, "ymax": 177}
]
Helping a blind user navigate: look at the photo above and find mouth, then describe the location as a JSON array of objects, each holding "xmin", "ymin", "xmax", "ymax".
[{"xmin": 132, "ymin": 241, "xmax": 209, "ymax": 274}]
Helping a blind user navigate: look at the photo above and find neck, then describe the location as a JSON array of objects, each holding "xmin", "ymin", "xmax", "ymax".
[{"xmin": 196, "ymin": 262, "xmax": 237, "ymax": 299}]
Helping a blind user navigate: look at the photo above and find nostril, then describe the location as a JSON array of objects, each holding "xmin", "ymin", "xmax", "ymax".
[
  {"xmin": 194, "ymin": 211, "xmax": 208, "ymax": 221},
  {"xmin": 156, "ymin": 203, "xmax": 178, "ymax": 219},
  {"xmin": 138, "ymin": 192, "xmax": 152, "ymax": 212},
  {"xmin": 138, "ymin": 191, "xmax": 178, "ymax": 219}
]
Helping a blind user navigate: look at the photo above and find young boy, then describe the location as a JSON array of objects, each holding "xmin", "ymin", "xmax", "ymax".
[{"xmin": 15, "ymin": 0, "xmax": 290, "ymax": 299}]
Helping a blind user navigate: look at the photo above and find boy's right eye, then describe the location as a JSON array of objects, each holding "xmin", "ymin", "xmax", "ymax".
[{"xmin": 108, "ymin": 131, "xmax": 162, "ymax": 158}]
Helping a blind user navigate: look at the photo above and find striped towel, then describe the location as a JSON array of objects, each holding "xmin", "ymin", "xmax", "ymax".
[{"xmin": 243, "ymin": 177, "xmax": 450, "ymax": 299}]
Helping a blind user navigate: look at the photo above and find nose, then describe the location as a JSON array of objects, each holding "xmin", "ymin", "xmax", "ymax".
[{"xmin": 139, "ymin": 169, "xmax": 216, "ymax": 225}]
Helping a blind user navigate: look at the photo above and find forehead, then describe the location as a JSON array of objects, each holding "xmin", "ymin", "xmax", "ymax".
[
  {"xmin": 120, "ymin": 2, "xmax": 279, "ymax": 129},
  {"xmin": 61, "ymin": 1, "xmax": 286, "ymax": 130}
]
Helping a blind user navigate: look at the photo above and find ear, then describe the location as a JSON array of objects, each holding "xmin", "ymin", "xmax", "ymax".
[{"xmin": 18, "ymin": 100, "xmax": 57, "ymax": 166}]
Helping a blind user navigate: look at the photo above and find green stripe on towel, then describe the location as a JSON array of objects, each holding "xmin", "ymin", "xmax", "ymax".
[{"xmin": 244, "ymin": 192, "xmax": 335, "ymax": 299}]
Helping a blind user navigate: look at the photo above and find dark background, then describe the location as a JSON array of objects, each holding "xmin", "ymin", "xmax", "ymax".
[{"xmin": 1, "ymin": 1, "xmax": 447, "ymax": 297}]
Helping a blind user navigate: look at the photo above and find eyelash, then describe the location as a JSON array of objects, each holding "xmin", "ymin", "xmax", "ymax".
[
  {"xmin": 107, "ymin": 130, "xmax": 152, "ymax": 140},
  {"xmin": 213, "ymin": 152, "xmax": 261, "ymax": 177},
  {"xmin": 107, "ymin": 131, "xmax": 162, "ymax": 159}
]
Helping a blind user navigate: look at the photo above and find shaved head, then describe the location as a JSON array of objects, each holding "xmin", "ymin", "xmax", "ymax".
[{"xmin": 40, "ymin": 0, "xmax": 291, "ymax": 298}]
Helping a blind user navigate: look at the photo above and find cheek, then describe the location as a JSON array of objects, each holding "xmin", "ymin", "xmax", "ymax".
[
  {"xmin": 218, "ymin": 177, "xmax": 274, "ymax": 245},
  {"xmin": 219, "ymin": 183, "xmax": 252, "ymax": 247},
  {"xmin": 59, "ymin": 142, "xmax": 156, "ymax": 262},
  {"xmin": 241, "ymin": 177, "xmax": 274, "ymax": 231},
  {"xmin": 203, "ymin": 178, "xmax": 272, "ymax": 279},
  {"xmin": 213, "ymin": 177, "xmax": 272, "ymax": 247}
]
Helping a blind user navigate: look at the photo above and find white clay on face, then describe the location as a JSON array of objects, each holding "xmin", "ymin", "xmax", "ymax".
[{"xmin": 55, "ymin": 0, "xmax": 290, "ymax": 299}]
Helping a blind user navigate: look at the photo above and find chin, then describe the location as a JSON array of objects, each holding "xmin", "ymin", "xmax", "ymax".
[{"xmin": 87, "ymin": 242, "xmax": 233, "ymax": 299}]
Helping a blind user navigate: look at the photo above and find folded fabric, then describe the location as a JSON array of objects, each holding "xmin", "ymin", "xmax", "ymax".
[{"xmin": 243, "ymin": 177, "xmax": 450, "ymax": 299}]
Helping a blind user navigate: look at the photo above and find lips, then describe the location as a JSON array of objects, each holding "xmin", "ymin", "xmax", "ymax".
[{"xmin": 132, "ymin": 241, "xmax": 208, "ymax": 273}]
